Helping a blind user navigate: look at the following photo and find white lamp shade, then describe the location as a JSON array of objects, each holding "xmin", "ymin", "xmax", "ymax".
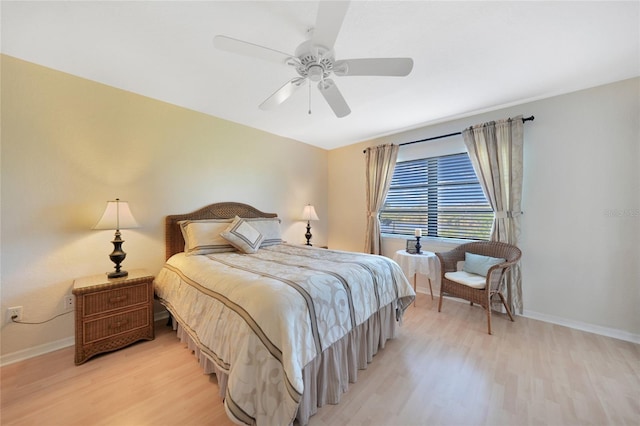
[
  {"xmin": 93, "ymin": 199, "xmax": 140, "ymax": 230},
  {"xmin": 301, "ymin": 205, "xmax": 319, "ymax": 221}
]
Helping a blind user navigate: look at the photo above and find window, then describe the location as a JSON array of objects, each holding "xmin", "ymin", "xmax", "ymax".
[{"xmin": 380, "ymin": 153, "xmax": 492, "ymax": 240}]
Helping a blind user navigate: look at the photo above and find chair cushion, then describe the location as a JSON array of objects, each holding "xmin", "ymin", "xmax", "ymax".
[
  {"xmin": 445, "ymin": 271, "xmax": 487, "ymax": 289},
  {"xmin": 463, "ymin": 252, "xmax": 505, "ymax": 276}
]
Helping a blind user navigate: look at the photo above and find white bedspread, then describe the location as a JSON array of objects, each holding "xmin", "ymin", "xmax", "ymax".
[{"xmin": 154, "ymin": 244, "xmax": 415, "ymax": 425}]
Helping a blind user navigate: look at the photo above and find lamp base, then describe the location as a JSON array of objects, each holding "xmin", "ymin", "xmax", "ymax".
[
  {"xmin": 107, "ymin": 230, "xmax": 128, "ymax": 279},
  {"xmin": 107, "ymin": 270, "xmax": 129, "ymax": 279},
  {"xmin": 305, "ymin": 221, "xmax": 313, "ymax": 246}
]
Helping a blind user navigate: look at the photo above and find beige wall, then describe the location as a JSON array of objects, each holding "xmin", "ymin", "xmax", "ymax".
[
  {"xmin": 0, "ymin": 55, "xmax": 328, "ymax": 360},
  {"xmin": 328, "ymin": 77, "xmax": 640, "ymax": 341}
]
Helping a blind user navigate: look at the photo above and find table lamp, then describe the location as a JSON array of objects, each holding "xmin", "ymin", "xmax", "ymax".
[
  {"xmin": 93, "ymin": 198, "xmax": 140, "ymax": 278},
  {"xmin": 301, "ymin": 204, "xmax": 319, "ymax": 246}
]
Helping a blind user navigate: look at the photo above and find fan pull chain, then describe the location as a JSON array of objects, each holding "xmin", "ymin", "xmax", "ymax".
[{"xmin": 308, "ymin": 80, "xmax": 312, "ymax": 115}]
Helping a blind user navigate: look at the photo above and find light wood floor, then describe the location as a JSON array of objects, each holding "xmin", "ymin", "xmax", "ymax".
[{"xmin": 2, "ymin": 293, "xmax": 639, "ymax": 426}]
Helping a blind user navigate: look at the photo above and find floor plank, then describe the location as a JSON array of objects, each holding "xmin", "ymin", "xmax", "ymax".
[{"xmin": 2, "ymin": 294, "xmax": 639, "ymax": 425}]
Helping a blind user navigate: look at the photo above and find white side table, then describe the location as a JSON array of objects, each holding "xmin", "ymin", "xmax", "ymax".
[{"xmin": 393, "ymin": 249, "xmax": 439, "ymax": 305}]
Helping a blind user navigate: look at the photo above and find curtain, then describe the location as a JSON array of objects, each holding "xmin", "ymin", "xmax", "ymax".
[
  {"xmin": 364, "ymin": 144, "xmax": 399, "ymax": 254},
  {"xmin": 462, "ymin": 116, "xmax": 524, "ymax": 314}
]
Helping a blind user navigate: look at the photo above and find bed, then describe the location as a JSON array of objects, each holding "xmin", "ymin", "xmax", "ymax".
[{"xmin": 154, "ymin": 202, "xmax": 415, "ymax": 425}]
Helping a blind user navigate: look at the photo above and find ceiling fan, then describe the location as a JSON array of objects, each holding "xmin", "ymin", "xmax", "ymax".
[{"xmin": 213, "ymin": 1, "xmax": 413, "ymax": 118}]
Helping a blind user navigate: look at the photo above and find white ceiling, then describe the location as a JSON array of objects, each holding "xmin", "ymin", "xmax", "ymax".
[{"xmin": 2, "ymin": 1, "xmax": 639, "ymax": 150}]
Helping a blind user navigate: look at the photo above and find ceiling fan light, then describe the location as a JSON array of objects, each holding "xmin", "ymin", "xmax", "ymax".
[
  {"xmin": 308, "ymin": 65, "xmax": 324, "ymax": 82},
  {"xmin": 318, "ymin": 79, "xmax": 333, "ymax": 90},
  {"xmin": 333, "ymin": 62, "xmax": 348, "ymax": 76}
]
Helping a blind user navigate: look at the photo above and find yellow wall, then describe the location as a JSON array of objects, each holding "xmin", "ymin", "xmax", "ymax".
[{"xmin": 0, "ymin": 55, "xmax": 328, "ymax": 360}]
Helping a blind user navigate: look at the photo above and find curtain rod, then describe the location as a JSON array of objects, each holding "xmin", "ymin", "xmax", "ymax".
[{"xmin": 363, "ymin": 115, "xmax": 534, "ymax": 153}]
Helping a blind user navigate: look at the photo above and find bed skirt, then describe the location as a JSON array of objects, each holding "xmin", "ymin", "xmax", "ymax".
[{"xmin": 170, "ymin": 301, "xmax": 398, "ymax": 426}]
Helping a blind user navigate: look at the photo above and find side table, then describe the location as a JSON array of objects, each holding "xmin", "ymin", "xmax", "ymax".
[
  {"xmin": 72, "ymin": 269, "xmax": 154, "ymax": 365},
  {"xmin": 393, "ymin": 249, "xmax": 439, "ymax": 305}
]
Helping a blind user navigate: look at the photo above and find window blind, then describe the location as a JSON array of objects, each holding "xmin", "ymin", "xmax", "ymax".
[{"xmin": 380, "ymin": 153, "xmax": 492, "ymax": 240}]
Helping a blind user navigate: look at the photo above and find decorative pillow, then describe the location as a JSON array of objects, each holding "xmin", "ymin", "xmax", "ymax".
[
  {"xmin": 179, "ymin": 219, "xmax": 235, "ymax": 255},
  {"xmin": 242, "ymin": 217, "xmax": 283, "ymax": 247},
  {"xmin": 462, "ymin": 252, "xmax": 506, "ymax": 277},
  {"xmin": 221, "ymin": 217, "xmax": 264, "ymax": 254}
]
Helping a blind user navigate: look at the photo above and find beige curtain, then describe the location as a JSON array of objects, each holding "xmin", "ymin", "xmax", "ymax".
[
  {"xmin": 364, "ymin": 144, "xmax": 399, "ymax": 254},
  {"xmin": 462, "ymin": 116, "xmax": 524, "ymax": 314}
]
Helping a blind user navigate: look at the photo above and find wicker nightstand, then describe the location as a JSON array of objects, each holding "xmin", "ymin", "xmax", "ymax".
[{"xmin": 72, "ymin": 269, "xmax": 155, "ymax": 365}]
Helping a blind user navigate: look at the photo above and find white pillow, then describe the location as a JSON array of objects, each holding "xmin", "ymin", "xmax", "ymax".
[
  {"xmin": 221, "ymin": 217, "xmax": 264, "ymax": 254},
  {"xmin": 462, "ymin": 252, "xmax": 506, "ymax": 277},
  {"xmin": 179, "ymin": 219, "xmax": 235, "ymax": 255},
  {"xmin": 242, "ymin": 217, "xmax": 283, "ymax": 247}
]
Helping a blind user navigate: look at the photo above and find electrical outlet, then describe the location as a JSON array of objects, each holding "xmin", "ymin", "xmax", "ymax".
[
  {"xmin": 64, "ymin": 295, "xmax": 74, "ymax": 311},
  {"xmin": 7, "ymin": 306, "xmax": 23, "ymax": 322}
]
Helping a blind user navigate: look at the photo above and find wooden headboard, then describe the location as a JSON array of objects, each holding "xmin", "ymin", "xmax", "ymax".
[{"xmin": 165, "ymin": 202, "xmax": 278, "ymax": 260}]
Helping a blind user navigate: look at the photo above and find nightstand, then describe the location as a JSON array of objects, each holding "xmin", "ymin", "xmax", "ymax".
[{"xmin": 72, "ymin": 269, "xmax": 154, "ymax": 365}]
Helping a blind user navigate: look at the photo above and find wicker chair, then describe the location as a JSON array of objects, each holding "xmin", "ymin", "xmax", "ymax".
[{"xmin": 435, "ymin": 241, "xmax": 522, "ymax": 335}]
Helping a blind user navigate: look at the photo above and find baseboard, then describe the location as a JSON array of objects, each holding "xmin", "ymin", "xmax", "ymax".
[
  {"xmin": 0, "ymin": 337, "xmax": 75, "ymax": 367},
  {"xmin": 0, "ymin": 310, "xmax": 173, "ymax": 367},
  {"xmin": 416, "ymin": 287, "xmax": 639, "ymax": 344},
  {"xmin": 522, "ymin": 309, "xmax": 640, "ymax": 344},
  {"xmin": 2, "ymin": 305, "xmax": 636, "ymax": 367},
  {"xmin": 154, "ymin": 310, "xmax": 170, "ymax": 322}
]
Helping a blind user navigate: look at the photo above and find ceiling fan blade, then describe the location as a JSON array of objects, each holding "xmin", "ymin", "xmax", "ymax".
[
  {"xmin": 214, "ymin": 35, "xmax": 292, "ymax": 65},
  {"xmin": 259, "ymin": 77, "xmax": 306, "ymax": 110},
  {"xmin": 311, "ymin": 1, "xmax": 350, "ymax": 49},
  {"xmin": 317, "ymin": 79, "xmax": 351, "ymax": 118},
  {"xmin": 334, "ymin": 58, "xmax": 414, "ymax": 77}
]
